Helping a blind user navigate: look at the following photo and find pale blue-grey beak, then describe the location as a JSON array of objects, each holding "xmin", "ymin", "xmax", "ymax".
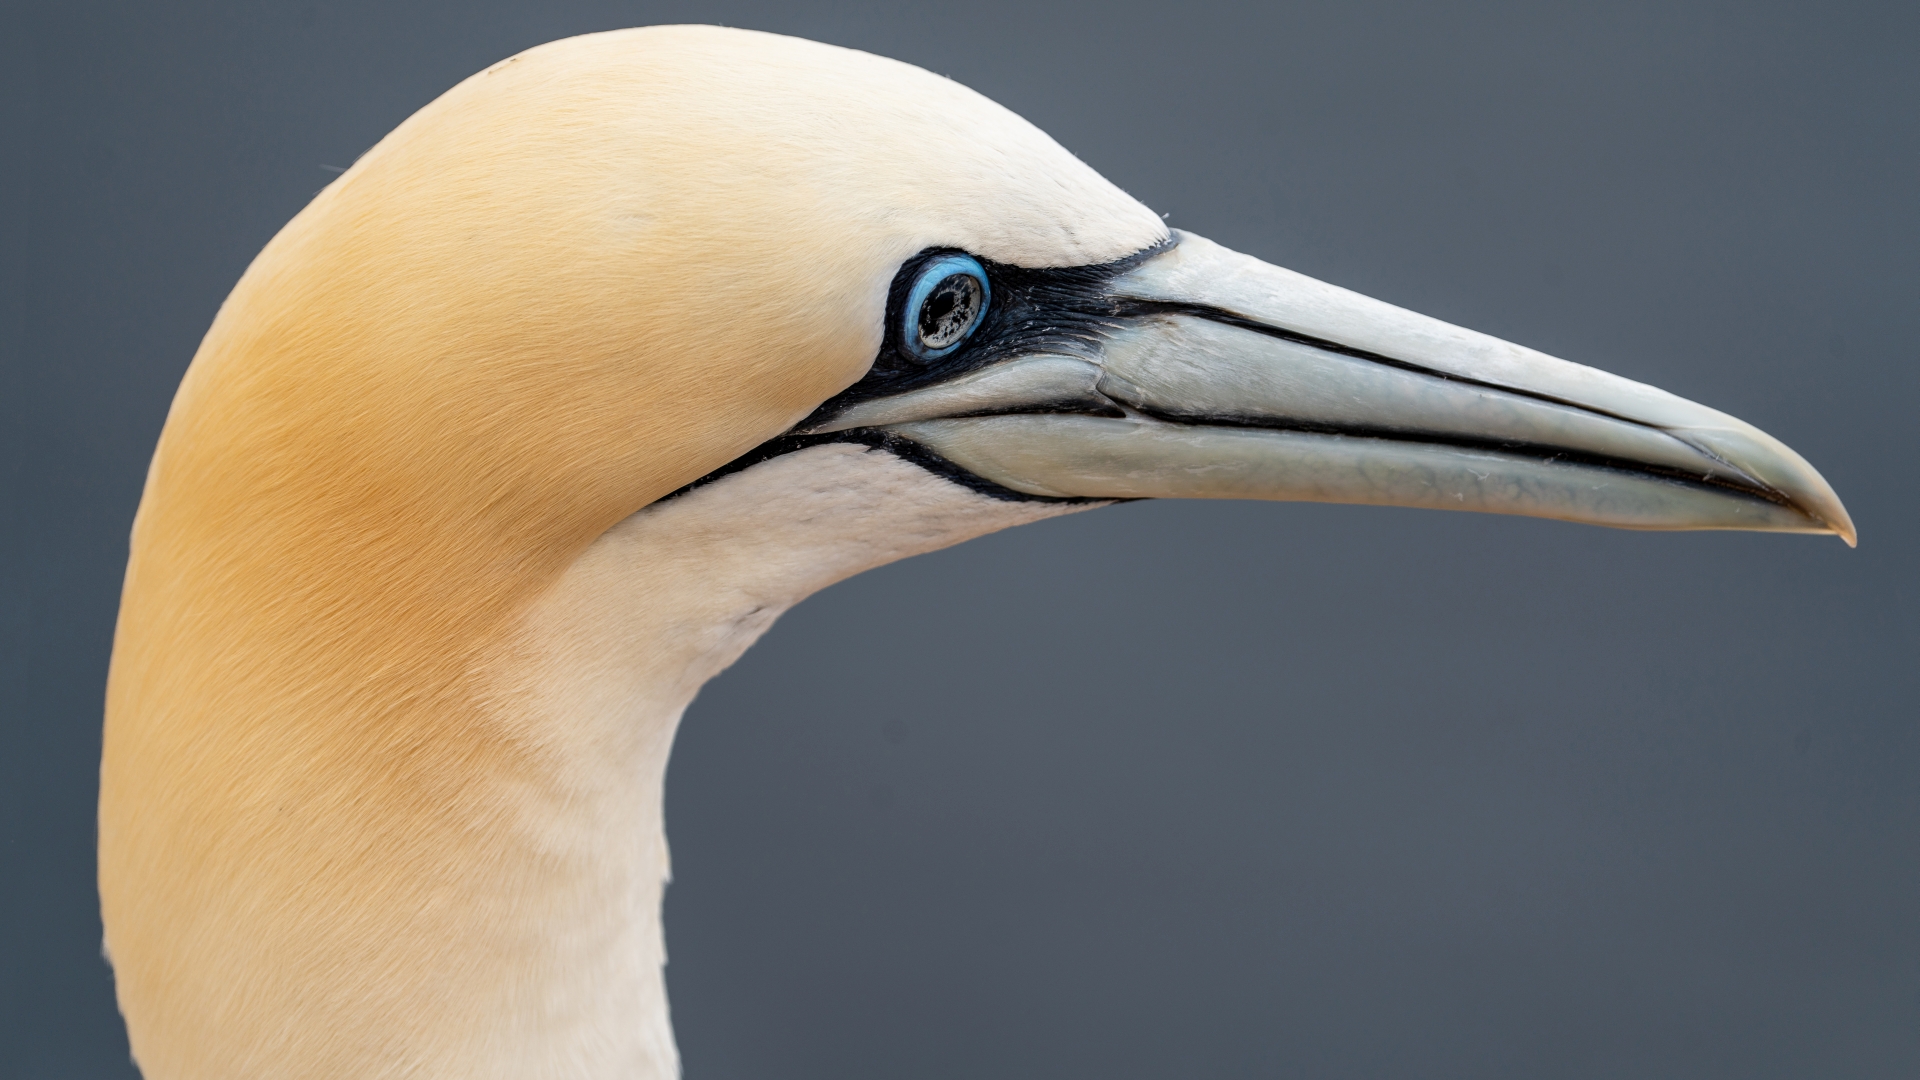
[{"xmin": 815, "ymin": 231, "xmax": 1855, "ymax": 544}]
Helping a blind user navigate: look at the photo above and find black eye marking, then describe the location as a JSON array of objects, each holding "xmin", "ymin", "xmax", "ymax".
[
  {"xmin": 661, "ymin": 238, "xmax": 1174, "ymax": 505},
  {"xmin": 804, "ymin": 239, "xmax": 1173, "ymax": 426}
]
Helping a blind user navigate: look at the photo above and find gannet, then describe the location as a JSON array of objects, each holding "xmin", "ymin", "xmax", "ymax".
[{"xmin": 98, "ymin": 25, "xmax": 1853, "ymax": 1080}]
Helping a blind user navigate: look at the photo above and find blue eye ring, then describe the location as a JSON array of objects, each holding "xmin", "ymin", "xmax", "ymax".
[{"xmin": 901, "ymin": 253, "xmax": 990, "ymax": 362}]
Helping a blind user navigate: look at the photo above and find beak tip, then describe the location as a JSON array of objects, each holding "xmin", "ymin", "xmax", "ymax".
[
  {"xmin": 1808, "ymin": 500, "xmax": 1856, "ymax": 547},
  {"xmin": 1803, "ymin": 484, "xmax": 1856, "ymax": 548}
]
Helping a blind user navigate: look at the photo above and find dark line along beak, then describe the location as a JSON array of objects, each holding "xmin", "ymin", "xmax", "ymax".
[{"xmin": 817, "ymin": 231, "xmax": 1855, "ymax": 544}]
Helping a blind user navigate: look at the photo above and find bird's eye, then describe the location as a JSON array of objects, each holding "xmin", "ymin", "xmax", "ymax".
[{"xmin": 902, "ymin": 254, "xmax": 989, "ymax": 362}]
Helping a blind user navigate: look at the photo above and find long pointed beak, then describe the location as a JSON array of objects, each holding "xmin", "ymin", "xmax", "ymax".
[{"xmin": 839, "ymin": 231, "xmax": 1853, "ymax": 544}]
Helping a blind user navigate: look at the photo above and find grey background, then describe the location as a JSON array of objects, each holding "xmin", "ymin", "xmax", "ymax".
[{"xmin": 5, "ymin": 1, "xmax": 1915, "ymax": 1077}]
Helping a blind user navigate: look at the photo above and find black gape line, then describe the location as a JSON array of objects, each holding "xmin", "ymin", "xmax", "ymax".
[
  {"xmin": 668, "ymin": 237, "xmax": 1795, "ymax": 512},
  {"xmin": 663, "ymin": 428, "xmax": 1112, "ymax": 505}
]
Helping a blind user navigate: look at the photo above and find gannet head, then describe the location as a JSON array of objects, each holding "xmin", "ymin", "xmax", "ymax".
[
  {"xmin": 101, "ymin": 24, "xmax": 1853, "ymax": 1080},
  {"xmin": 147, "ymin": 24, "xmax": 1847, "ymax": 575}
]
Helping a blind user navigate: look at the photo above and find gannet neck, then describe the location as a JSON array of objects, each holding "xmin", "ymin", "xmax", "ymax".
[
  {"xmin": 111, "ymin": 431, "xmax": 1085, "ymax": 1079},
  {"xmin": 433, "ymin": 445, "xmax": 1089, "ymax": 1077}
]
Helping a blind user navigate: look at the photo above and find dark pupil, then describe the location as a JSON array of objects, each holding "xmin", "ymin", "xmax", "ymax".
[{"xmin": 917, "ymin": 274, "xmax": 982, "ymax": 350}]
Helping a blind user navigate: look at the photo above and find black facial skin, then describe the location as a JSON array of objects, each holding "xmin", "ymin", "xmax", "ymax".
[
  {"xmin": 813, "ymin": 242, "xmax": 1172, "ymax": 419},
  {"xmin": 668, "ymin": 242, "xmax": 1170, "ymax": 503}
]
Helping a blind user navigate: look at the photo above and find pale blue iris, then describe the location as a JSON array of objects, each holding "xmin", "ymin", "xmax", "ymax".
[{"xmin": 902, "ymin": 253, "xmax": 990, "ymax": 362}]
